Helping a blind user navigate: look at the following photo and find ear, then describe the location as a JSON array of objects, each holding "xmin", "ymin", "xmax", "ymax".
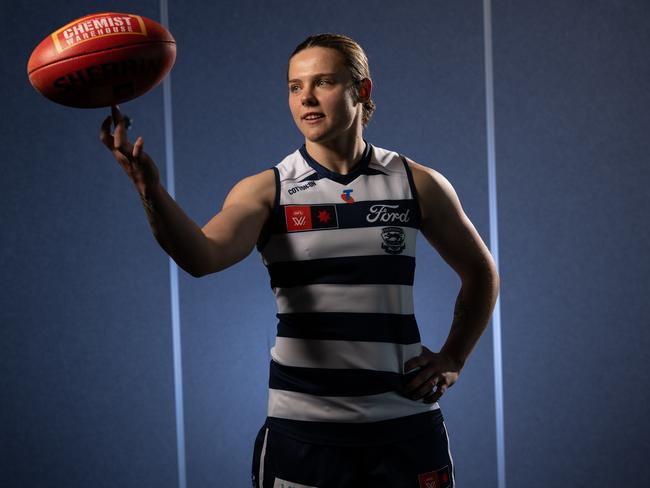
[{"xmin": 357, "ymin": 78, "xmax": 372, "ymax": 102}]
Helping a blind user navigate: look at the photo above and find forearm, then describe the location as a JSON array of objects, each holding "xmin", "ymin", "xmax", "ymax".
[
  {"xmin": 139, "ymin": 183, "xmax": 215, "ymax": 277},
  {"xmin": 440, "ymin": 267, "xmax": 500, "ymax": 369}
]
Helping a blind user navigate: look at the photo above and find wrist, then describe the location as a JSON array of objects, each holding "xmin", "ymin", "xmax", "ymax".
[
  {"xmin": 439, "ymin": 347, "xmax": 465, "ymax": 371},
  {"xmin": 138, "ymin": 182, "xmax": 165, "ymax": 217},
  {"xmin": 139, "ymin": 180, "xmax": 163, "ymax": 201}
]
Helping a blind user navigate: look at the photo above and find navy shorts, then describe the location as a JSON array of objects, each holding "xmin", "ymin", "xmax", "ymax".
[{"xmin": 251, "ymin": 422, "xmax": 455, "ymax": 488}]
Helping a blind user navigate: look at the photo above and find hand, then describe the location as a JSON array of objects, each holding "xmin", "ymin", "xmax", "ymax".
[
  {"xmin": 99, "ymin": 105, "xmax": 161, "ymax": 197},
  {"xmin": 403, "ymin": 346, "xmax": 461, "ymax": 404}
]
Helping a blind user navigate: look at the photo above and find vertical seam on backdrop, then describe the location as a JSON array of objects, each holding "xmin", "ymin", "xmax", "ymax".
[
  {"xmin": 160, "ymin": 2, "xmax": 187, "ymax": 488},
  {"xmin": 483, "ymin": 1, "xmax": 506, "ymax": 488}
]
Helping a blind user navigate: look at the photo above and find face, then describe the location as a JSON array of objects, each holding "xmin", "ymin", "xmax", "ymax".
[{"xmin": 287, "ymin": 47, "xmax": 362, "ymax": 144}]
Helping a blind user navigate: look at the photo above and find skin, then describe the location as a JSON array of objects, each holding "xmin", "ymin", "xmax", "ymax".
[
  {"xmin": 287, "ymin": 46, "xmax": 371, "ymax": 172},
  {"xmin": 100, "ymin": 45, "xmax": 499, "ymax": 406}
]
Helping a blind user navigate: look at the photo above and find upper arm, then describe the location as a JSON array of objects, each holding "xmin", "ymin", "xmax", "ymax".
[
  {"xmin": 408, "ymin": 159, "xmax": 496, "ymax": 281},
  {"xmin": 200, "ymin": 168, "xmax": 275, "ymax": 274}
]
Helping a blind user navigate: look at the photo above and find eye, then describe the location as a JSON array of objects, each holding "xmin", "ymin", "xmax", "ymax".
[
  {"xmin": 316, "ymin": 79, "xmax": 332, "ymax": 87},
  {"xmin": 289, "ymin": 84, "xmax": 301, "ymax": 94}
]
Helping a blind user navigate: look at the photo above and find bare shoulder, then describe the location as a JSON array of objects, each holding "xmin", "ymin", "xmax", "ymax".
[
  {"xmin": 403, "ymin": 157, "xmax": 494, "ymax": 277},
  {"xmin": 404, "ymin": 157, "xmax": 461, "ymax": 222},
  {"xmin": 223, "ymin": 168, "xmax": 276, "ymax": 211}
]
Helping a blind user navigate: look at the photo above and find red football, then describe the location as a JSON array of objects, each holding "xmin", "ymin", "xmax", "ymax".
[{"xmin": 27, "ymin": 12, "xmax": 176, "ymax": 108}]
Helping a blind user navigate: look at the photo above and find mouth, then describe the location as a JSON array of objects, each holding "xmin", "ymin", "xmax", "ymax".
[{"xmin": 302, "ymin": 112, "xmax": 325, "ymax": 122}]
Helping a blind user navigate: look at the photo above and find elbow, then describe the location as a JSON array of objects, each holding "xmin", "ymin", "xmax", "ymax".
[
  {"xmin": 186, "ymin": 261, "xmax": 226, "ymax": 278},
  {"xmin": 179, "ymin": 262, "xmax": 212, "ymax": 279},
  {"xmin": 460, "ymin": 259, "xmax": 499, "ymax": 291},
  {"xmin": 487, "ymin": 264, "xmax": 500, "ymax": 296},
  {"xmin": 187, "ymin": 265, "xmax": 219, "ymax": 278},
  {"xmin": 489, "ymin": 257, "xmax": 500, "ymax": 295}
]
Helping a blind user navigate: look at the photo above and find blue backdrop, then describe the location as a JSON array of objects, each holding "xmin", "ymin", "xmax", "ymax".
[{"xmin": 2, "ymin": 1, "xmax": 648, "ymax": 487}]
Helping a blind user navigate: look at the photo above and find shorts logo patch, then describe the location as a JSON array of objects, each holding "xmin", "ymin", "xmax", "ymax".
[
  {"xmin": 381, "ymin": 226, "xmax": 406, "ymax": 254},
  {"xmin": 285, "ymin": 205, "xmax": 338, "ymax": 232},
  {"xmin": 272, "ymin": 478, "xmax": 318, "ymax": 488},
  {"xmin": 418, "ymin": 471, "xmax": 439, "ymax": 488},
  {"xmin": 436, "ymin": 465, "xmax": 452, "ymax": 487},
  {"xmin": 418, "ymin": 465, "xmax": 451, "ymax": 488}
]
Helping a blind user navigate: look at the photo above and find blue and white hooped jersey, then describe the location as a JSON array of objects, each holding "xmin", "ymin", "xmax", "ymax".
[{"xmin": 257, "ymin": 142, "xmax": 442, "ymax": 445}]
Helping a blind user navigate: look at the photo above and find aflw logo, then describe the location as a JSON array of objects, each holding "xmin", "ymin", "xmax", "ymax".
[
  {"xmin": 292, "ymin": 215, "xmax": 307, "ymax": 226},
  {"xmin": 284, "ymin": 204, "xmax": 338, "ymax": 232}
]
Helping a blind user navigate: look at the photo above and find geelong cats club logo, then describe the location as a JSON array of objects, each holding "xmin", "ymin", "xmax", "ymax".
[{"xmin": 381, "ymin": 226, "xmax": 405, "ymax": 254}]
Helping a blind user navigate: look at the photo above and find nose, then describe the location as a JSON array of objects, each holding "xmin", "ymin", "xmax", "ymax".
[{"xmin": 301, "ymin": 85, "xmax": 317, "ymax": 106}]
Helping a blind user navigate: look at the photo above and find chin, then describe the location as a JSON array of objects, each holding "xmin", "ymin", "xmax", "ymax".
[{"xmin": 301, "ymin": 129, "xmax": 330, "ymax": 144}]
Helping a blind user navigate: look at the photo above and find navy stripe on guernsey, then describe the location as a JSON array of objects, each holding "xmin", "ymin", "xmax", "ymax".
[
  {"xmin": 276, "ymin": 312, "xmax": 421, "ymax": 344},
  {"xmin": 269, "ymin": 360, "xmax": 423, "ymax": 397},
  {"xmin": 270, "ymin": 199, "xmax": 420, "ymax": 234},
  {"xmin": 267, "ymin": 255, "xmax": 415, "ymax": 288},
  {"xmin": 258, "ymin": 143, "xmax": 440, "ymax": 445}
]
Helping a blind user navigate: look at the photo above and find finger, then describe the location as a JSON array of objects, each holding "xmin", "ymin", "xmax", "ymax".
[
  {"xmin": 422, "ymin": 384, "xmax": 443, "ymax": 404},
  {"xmin": 403, "ymin": 358, "xmax": 416, "ymax": 373},
  {"xmin": 111, "ymin": 105, "xmax": 130, "ymax": 148},
  {"xmin": 404, "ymin": 344, "xmax": 435, "ymax": 373},
  {"xmin": 111, "ymin": 105, "xmax": 122, "ymax": 126},
  {"xmin": 427, "ymin": 384, "xmax": 448, "ymax": 404},
  {"xmin": 404, "ymin": 353, "xmax": 428, "ymax": 373},
  {"xmin": 404, "ymin": 366, "xmax": 432, "ymax": 393},
  {"xmin": 405, "ymin": 368, "xmax": 440, "ymax": 397},
  {"xmin": 100, "ymin": 116, "xmax": 114, "ymax": 149},
  {"xmin": 133, "ymin": 136, "xmax": 143, "ymax": 159},
  {"xmin": 113, "ymin": 117, "xmax": 129, "ymax": 149},
  {"xmin": 423, "ymin": 392, "xmax": 436, "ymax": 403},
  {"xmin": 411, "ymin": 375, "xmax": 440, "ymax": 400}
]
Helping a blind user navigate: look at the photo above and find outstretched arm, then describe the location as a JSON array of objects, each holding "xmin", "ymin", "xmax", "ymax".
[
  {"xmin": 403, "ymin": 159, "xmax": 499, "ymax": 403},
  {"xmin": 100, "ymin": 105, "xmax": 275, "ymax": 277}
]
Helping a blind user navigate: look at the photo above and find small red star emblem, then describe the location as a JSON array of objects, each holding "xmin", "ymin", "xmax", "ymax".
[{"xmin": 317, "ymin": 210, "xmax": 331, "ymax": 223}]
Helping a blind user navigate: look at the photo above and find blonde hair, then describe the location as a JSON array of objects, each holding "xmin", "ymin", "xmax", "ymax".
[{"xmin": 290, "ymin": 33, "xmax": 376, "ymax": 127}]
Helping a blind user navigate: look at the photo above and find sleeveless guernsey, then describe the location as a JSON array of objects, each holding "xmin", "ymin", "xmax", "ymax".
[{"xmin": 256, "ymin": 142, "xmax": 442, "ymax": 445}]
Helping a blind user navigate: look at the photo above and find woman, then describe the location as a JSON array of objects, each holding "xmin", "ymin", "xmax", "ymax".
[{"xmin": 101, "ymin": 33, "xmax": 499, "ymax": 488}]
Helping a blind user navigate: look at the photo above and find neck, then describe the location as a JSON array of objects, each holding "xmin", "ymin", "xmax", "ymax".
[{"xmin": 304, "ymin": 128, "xmax": 366, "ymax": 175}]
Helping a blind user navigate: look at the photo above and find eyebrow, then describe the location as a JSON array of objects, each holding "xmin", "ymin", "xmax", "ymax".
[{"xmin": 287, "ymin": 73, "xmax": 338, "ymax": 84}]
